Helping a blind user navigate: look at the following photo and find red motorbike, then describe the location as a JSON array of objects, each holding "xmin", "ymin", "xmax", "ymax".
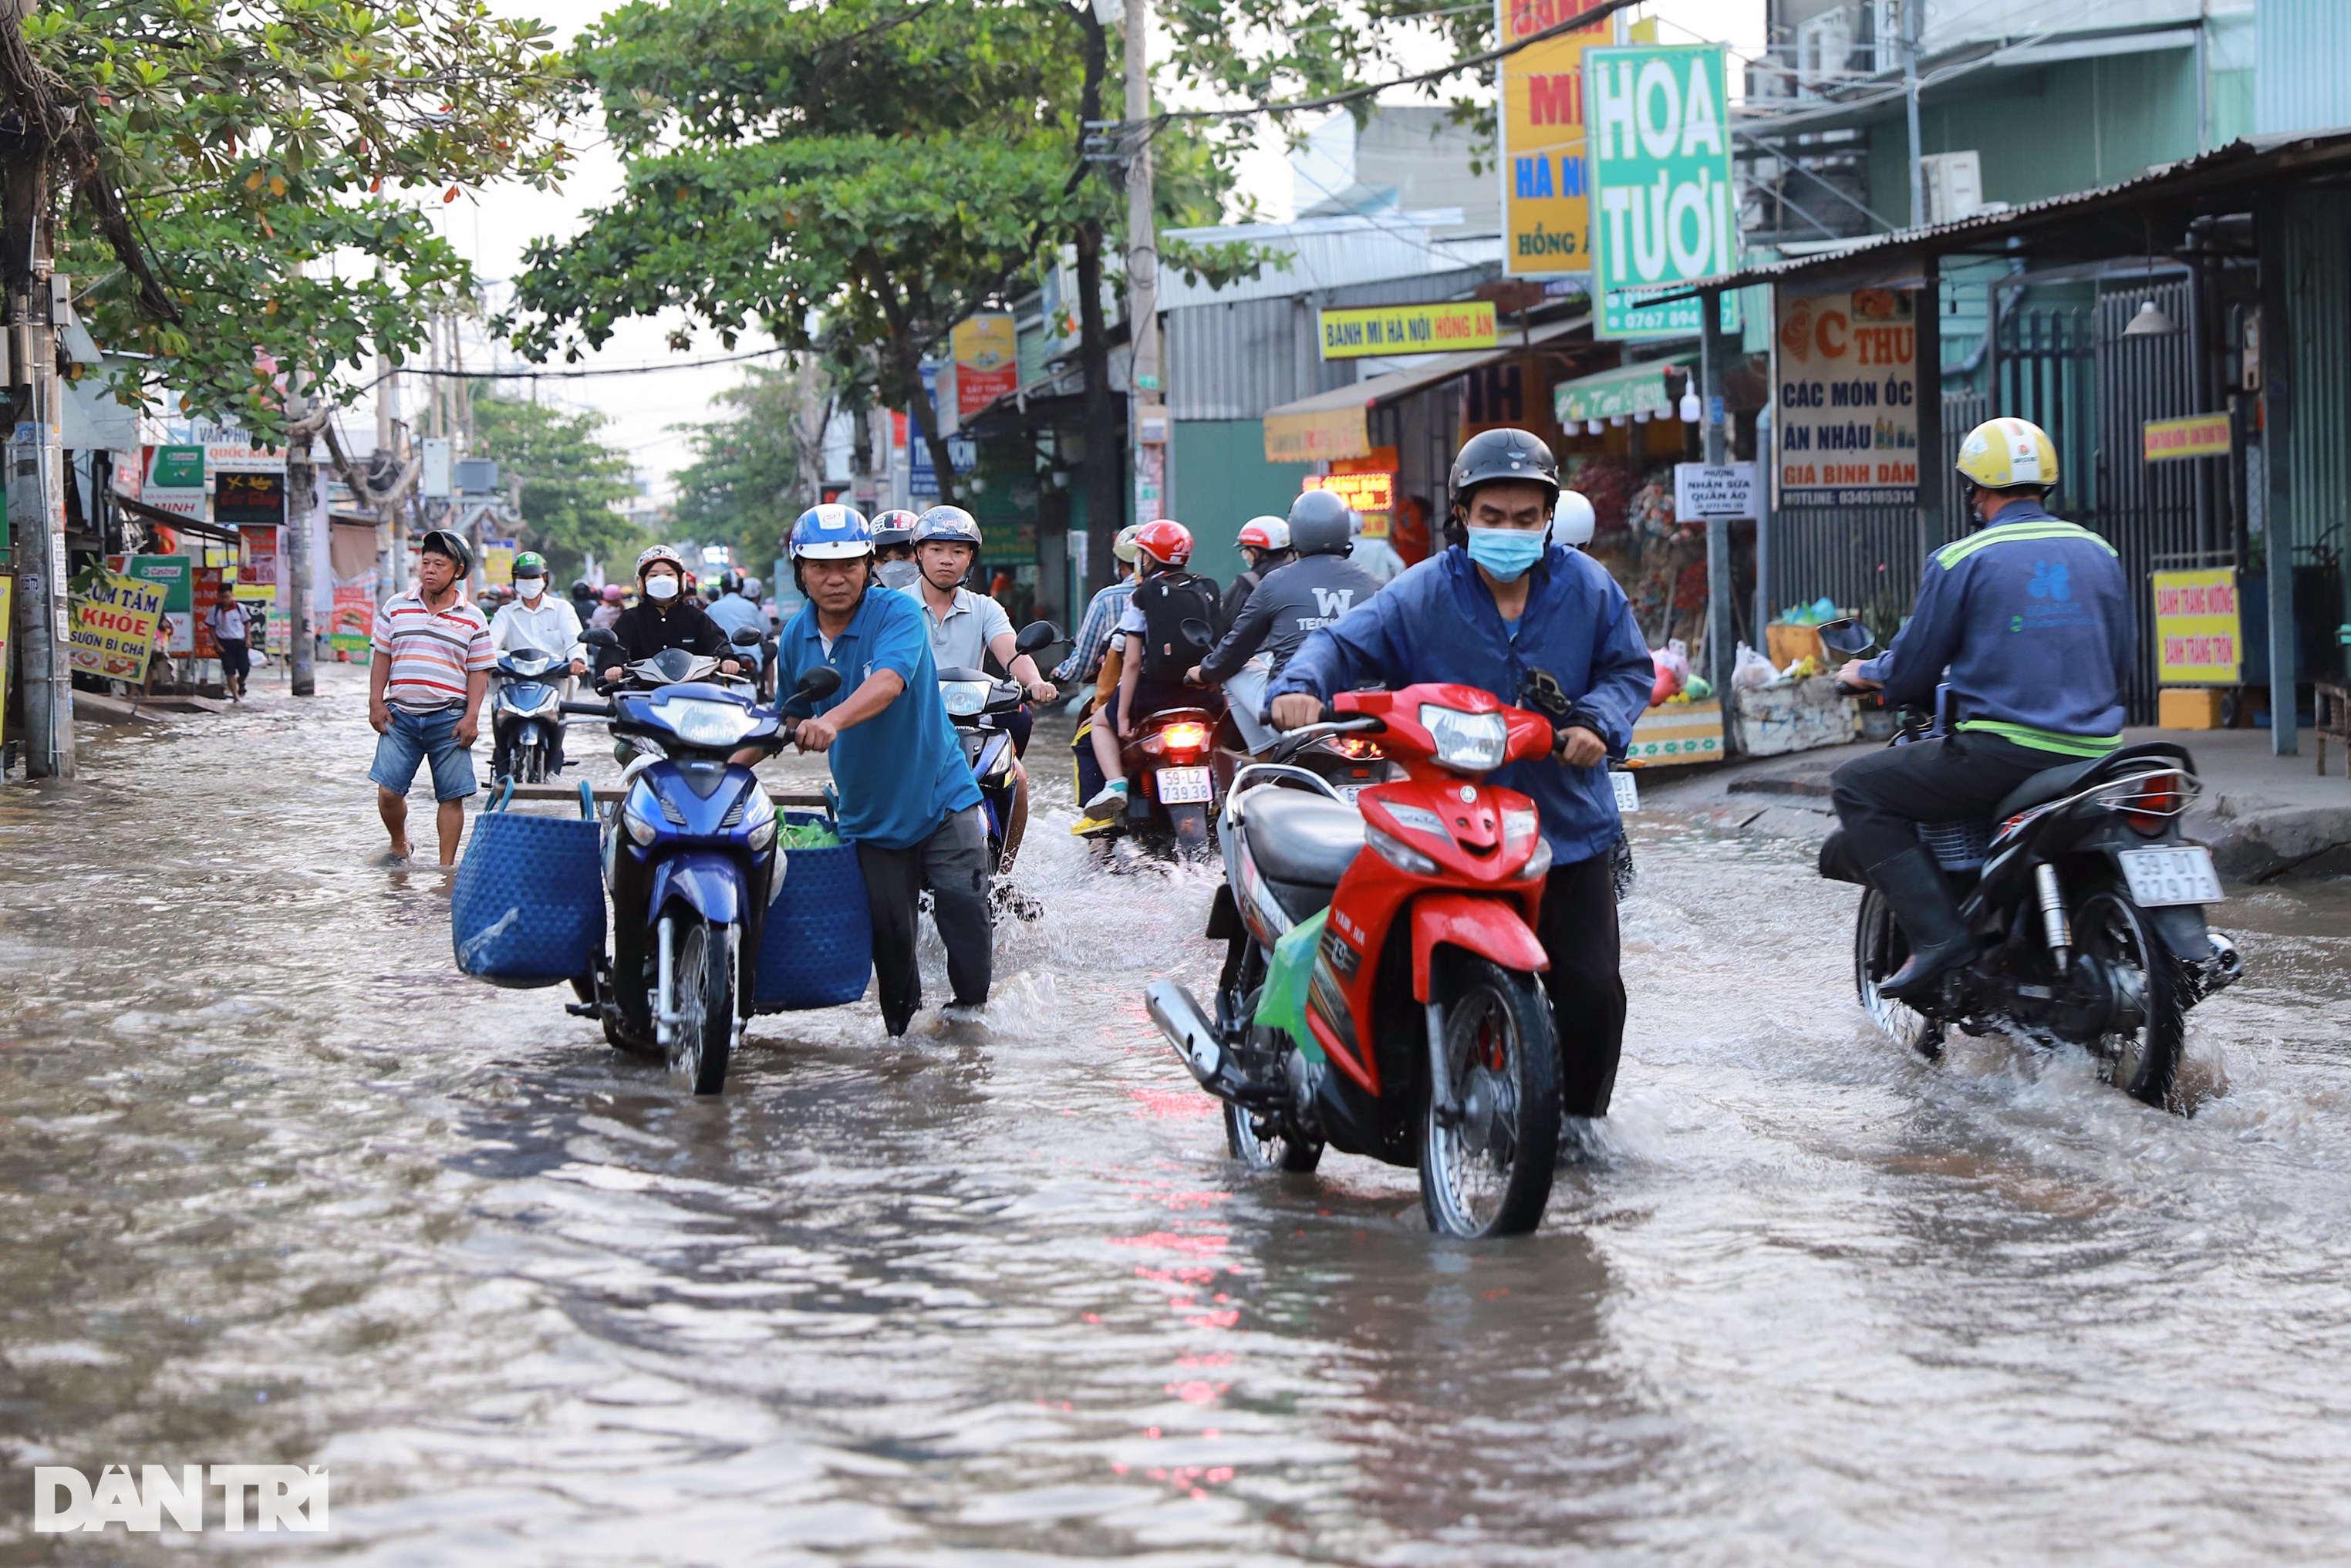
[{"xmin": 1146, "ymin": 683, "xmax": 1567, "ymax": 1237}]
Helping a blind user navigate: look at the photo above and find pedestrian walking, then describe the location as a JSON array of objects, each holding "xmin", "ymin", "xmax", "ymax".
[
  {"xmin": 209, "ymin": 596, "xmax": 254, "ymax": 700},
  {"xmin": 367, "ymin": 530, "xmax": 493, "ymax": 866}
]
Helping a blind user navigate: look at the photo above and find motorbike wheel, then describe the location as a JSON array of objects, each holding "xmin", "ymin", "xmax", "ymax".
[
  {"xmin": 1418, "ymin": 954, "xmax": 1561, "ymax": 1239},
  {"xmin": 670, "ymin": 919, "xmax": 735, "ymax": 1096},
  {"xmin": 1853, "ymin": 887, "xmax": 1943, "ymax": 1061},
  {"xmin": 1224, "ymin": 1101, "xmax": 1323, "ymax": 1173},
  {"xmin": 518, "ymin": 740, "xmax": 545, "ymax": 784},
  {"xmin": 2073, "ymin": 885, "xmax": 2186, "ymax": 1109}
]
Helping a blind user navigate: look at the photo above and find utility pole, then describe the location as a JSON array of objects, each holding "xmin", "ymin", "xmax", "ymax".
[
  {"xmin": 1902, "ymin": 0, "xmax": 1925, "ymax": 228},
  {"xmin": 1123, "ymin": 0, "xmax": 1168, "ymax": 526},
  {"xmin": 285, "ymin": 364, "xmax": 318, "ymax": 698},
  {"xmin": 9, "ymin": 241, "xmax": 73, "ymax": 777}
]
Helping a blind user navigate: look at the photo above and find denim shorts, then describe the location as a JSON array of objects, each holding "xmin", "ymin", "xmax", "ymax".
[{"xmin": 370, "ymin": 706, "xmax": 477, "ymax": 801}]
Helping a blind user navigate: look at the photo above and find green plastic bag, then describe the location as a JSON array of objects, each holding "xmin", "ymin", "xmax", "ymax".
[
  {"xmin": 779, "ymin": 818, "xmax": 843, "ymax": 849},
  {"xmin": 1252, "ymin": 908, "xmax": 1326, "ymax": 1062}
]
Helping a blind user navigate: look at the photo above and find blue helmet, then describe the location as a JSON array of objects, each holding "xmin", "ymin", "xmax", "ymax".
[
  {"xmin": 912, "ymin": 505, "xmax": 982, "ymax": 548},
  {"xmin": 790, "ymin": 504, "xmax": 872, "ymax": 560}
]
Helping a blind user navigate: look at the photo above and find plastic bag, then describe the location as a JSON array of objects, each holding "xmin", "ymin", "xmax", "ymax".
[
  {"xmin": 1648, "ymin": 639, "xmax": 1689, "ymax": 706},
  {"xmin": 779, "ymin": 818, "xmax": 843, "ymax": 849},
  {"xmin": 1732, "ymin": 642, "xmax": 1776, "ymax": 691}
]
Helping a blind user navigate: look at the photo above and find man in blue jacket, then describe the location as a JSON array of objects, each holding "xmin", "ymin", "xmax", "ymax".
[
  {"xmin": 1268, "ymin": 428, "xmax": 1657, "ymax": 1118},
  {"xmin": 774, "ymin": 504, "xmax": 992, "ymax": 1036},
  {"xmin": 1831, "ymin": 416, "xmax": 2134, "ymax": 1000}
]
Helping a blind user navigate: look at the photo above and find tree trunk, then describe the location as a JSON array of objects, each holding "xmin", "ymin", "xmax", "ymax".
[{"xmin": 1074, "ymin": 218, "xmax": 1120, "ymax": 602}]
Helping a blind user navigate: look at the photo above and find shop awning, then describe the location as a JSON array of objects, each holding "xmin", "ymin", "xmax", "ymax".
[
  {"xmin": 1552, "ymin": 357, "xmax": 1689, "ymax": 424},
  {"xmin": 1261, "ymin": 316, "xmax": 1590, "ymax": 463}
]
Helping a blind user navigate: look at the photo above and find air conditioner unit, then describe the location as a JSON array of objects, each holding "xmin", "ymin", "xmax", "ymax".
[
  {"xmin": 1921, "ymin": 151, "xmax": 1985, "ymax": 224},
  {"xmin": 1796, "ymin": 9, "xmax": 1854, "ymax": 90}
]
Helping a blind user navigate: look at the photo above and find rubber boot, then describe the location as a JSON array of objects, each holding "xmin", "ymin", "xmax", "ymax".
[{"xmin": 1866, "ymin": 845, "xmax": 1975, "ymax": 1002}]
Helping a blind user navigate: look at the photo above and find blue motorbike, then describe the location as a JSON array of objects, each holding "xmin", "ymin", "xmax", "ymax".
[
  {"xmin": 490, "ymin": 646, "xmax": 571, "ymax": 784},
  {"xmin": 936, "ymin": 620, "xmax": 1060, "ymax": 885},
  {"xmin": 565, "ymin": 626, "xmax": 838, "ymax": 1094}
]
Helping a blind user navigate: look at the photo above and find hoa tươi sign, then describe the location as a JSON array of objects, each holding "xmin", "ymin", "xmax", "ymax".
[
  {"xmin": 1773, "ymin": 287, "xmax": 1918, "ymax": 504},
  {"xmin": 1584, "ymin": 44, "xmax": 1735, "ymax": 339}
]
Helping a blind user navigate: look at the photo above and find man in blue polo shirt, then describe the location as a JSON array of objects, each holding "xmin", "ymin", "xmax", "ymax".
[{"xmin": 774, "ymin": 504, "xmax": 991, "ymax": 1036}]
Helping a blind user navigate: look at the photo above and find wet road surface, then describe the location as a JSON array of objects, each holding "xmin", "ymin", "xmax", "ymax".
[{"xmin": 3, "ymin": 668, "xmax": 2349, "ymax": 1563}]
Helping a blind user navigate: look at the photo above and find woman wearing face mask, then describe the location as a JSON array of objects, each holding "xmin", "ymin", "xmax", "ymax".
[
  {"xmin": 601, "ymin": 544, "xmax": 741, "ymax": 684},
  {"xmin": 1263, "ymin": 427, "xmax": 1656, "ymax": 1125}
]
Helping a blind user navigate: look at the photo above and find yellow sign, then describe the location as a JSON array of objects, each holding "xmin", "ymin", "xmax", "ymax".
[
  {"xmin": 951, "ymin": 314, "xmax": 1018, "ymax": 416},
  {"xmin": 68, "ymin": 568, "xmax": 167, "ymax": 682},
  {"xmin": 1498, "ymin": 0, "xmax": 1607, "ymax": 275},
  {"xmin": 1264, "ymin": 406, "xmax": 1369, "ymax": 464},
  {"xmin": 1626, "ymin": 700, "xmax": 1724, "ymax": 767},
  {"xmin": 2152, "ymin": 567, "xmax": 2241, "ymax": 684},
  {"xmin": 1304, "ymin": 471, "xmax": 1395, "ymax": 511},
  {"xmin": 2143, "ymin": 413, "xmax": 2231, "ymax": 462},
  {"xmin": 484, "ymin": 538, "xmax": 517, "ymax": 587},
  {"xmin": 1317, "ymin": 302, "xmax": 1497, "ymax": 360}
]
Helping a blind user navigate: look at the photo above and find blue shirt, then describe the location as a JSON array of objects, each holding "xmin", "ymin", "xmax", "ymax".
[
  {"xmin": 1053, "ymin": 578, "xmax": 1137, "ymax": 683},
  {"xmin": 1270, "ymin": 545, "xmax": 1656, "ymax": 864},
  {"xmin": 1857, "ymin": 501, "xmax": 2133, "ymax": 757},
  {"xmin": 775, "ymin": 587, "xmax": 982, "ymax": 850},
  {"xmin": 704, "ymin": 593, "xmax": 767, "ymax": 669}
]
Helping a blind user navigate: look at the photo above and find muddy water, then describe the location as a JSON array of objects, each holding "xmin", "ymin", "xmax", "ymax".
[{"xmin": 2, "ymin": 667, "xmax": 2348, "ymax": 1564}]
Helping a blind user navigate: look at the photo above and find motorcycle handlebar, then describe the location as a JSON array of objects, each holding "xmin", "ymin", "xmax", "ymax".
[
  {"xmin": 1267, "ymin": 715, "xmax": 1381, "ymax": 764},
  {"xmin": 560, "ymin": 700, "xmax": 615, "ymax": 718}
]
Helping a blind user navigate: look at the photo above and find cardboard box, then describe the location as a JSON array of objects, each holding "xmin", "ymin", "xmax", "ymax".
[
  {"xmin": 2158, "ymin": 687, "xmax": 2226, "ymax": 730},
  {"xmin": 1627, "ymin": 700, "xmax": 1725, "ymax": 767},
  {"xmin": 1765, "ymin": 621, "xmax": 1827, "ymax": 670}
]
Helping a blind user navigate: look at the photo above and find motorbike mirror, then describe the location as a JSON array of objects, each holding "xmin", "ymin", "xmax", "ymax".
[
  {"xmin": 1014, "ymin": 620, "xmax": 1061, "ymax": 657},
  {"xmin": 728, "ymin": 626, "xmax": 763, "ymax": 646},
  {"xmin": 796, "ymin": 666, "xmax": 843, "ymax": 701},
  {"xmin": 582, "ymin": 626, "xmax": 619, "ymax": 649},
  {"xmin": 1817, "ymin": 617, "xmax": 1876, "ymax": 658}
]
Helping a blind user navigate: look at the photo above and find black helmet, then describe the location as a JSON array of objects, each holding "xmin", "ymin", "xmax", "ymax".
[
  {"xmin": 1287, "ymin": 487, "xmax": 1354, "ymax": 557},
  {"xmin": 1449, "ymin": 428, "xmax": 1560, "ymax": 511},
  {"xmin": 720, "ymin": 568, "xmax": 744, "ymax": 595},
  {"xmin": 570, "ymin": 578, "xmax": 592, "ymax": 598}
]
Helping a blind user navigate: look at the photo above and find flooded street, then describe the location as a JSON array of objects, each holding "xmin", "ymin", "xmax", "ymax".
[{"xmin": 5, "ymin": 667, "xmax": 2350, "ymax": 1564}]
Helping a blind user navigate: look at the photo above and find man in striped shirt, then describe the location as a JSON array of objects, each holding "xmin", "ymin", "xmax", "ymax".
[{"xmin": 368, "ymin": 530, "xmax": 494, "ymax": 864}]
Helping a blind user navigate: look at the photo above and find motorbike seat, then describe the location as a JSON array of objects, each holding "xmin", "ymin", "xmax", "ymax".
[
  {"xmin": 1992, "ymin": 740, "xmax": 2195, "ymax": 821},
  {"xmin": 1240, "ymin": 788, "xmax": 1364, "ymax": 887}
]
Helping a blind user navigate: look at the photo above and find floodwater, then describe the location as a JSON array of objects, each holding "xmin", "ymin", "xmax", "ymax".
[{"xmin": 2, "ymin": 666, "xmax": 2349, "ymax": 1565}]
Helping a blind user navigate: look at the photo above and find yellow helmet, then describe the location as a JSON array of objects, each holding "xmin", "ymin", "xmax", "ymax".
[
  {"xmin": 1111, "ymin": 522, "xmax": 1145, "ymax": 564},
  {"xmin": 1955, "ymin": 416, "xmax": 2059, "ymax": 489}
]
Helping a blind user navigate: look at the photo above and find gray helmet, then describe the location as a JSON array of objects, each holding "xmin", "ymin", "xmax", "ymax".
[
  {"xmin": 1287, "ymin": 488, "xmax": 1354, "ymax": 557},
  {"xmin": 1449, "ymin": 427, "xmax": 1560, "ymax": 511}
]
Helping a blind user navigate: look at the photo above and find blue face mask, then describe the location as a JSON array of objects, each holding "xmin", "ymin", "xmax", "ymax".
[{"xmin": 1464, "ymin": 526, "xmax": 1547, "ymax": 582}]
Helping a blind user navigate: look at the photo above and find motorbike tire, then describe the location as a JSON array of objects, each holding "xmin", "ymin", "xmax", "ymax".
[
  {"xmin": 2073, "ymin": 884, "xmax": 2186, "ymax": 1109},
  {"xmin": 1418, "ymin": 953, "xmax": 1561, "ymax": 1239},
  {"xmin": 604, "ymin": 1011, "xmax": 659, "ymax": 1057},
  {"xmin": 670, "ymin": 919, "xmax": 735, "ymax": 1096},
  {"xmin": 518, "ymin": 740, "xmax": 545, "ymax": 784},
  {"xmin": 1853, "ymin": 887, "xmax": 1942, "ymax": 1061},
  {"xmin": 1224, "ymin": 1101, "xmax": 1323, "ymax": 1173}
]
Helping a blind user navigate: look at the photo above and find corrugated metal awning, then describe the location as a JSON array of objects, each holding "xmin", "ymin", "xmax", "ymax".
[{"xmin": 1260, "ymin": 316, "xmax": 1590, "ymax": 462}]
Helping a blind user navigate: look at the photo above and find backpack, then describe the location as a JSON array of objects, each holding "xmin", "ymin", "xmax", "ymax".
[{"xmin": 1132, "ymin": 571, "xmax": 1226, "ymax": 682}]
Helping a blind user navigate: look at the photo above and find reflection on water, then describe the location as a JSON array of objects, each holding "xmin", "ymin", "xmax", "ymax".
[{"xmin": 2, "ymin": 669, "xmax": 2347, "ymax": 1563}]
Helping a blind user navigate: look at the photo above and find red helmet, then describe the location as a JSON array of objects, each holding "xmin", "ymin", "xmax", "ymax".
[{"xmin": 1133, "ymin": 518, "xmax": 1193, "ymax": 568}]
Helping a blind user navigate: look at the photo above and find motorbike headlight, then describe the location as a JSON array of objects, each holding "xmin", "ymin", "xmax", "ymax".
[
  {"xmin": 1418, "ymin": 705, "xmax": 1509, "ymax": 772},
  {"xmin": 743, "ymin": 789, "xmax": 777, "ymax": 851},
  {"xmin": 659, "ymin": 696, "xmax": 757, "ymax": 748},
  {"xmin": 1365, "ymin": 823, "xmax": 1438, "ymax": 877},
  {"xmin": 622, "ymin": 802, "xmax": 659, "ymax": 846},
  {"xmin": 1513, "ymin": 835, "xmax": 1553, "ymax": 882},
  {"xmin": 941, "ymin": 679, "xmax": 993, "ymax": 717}
]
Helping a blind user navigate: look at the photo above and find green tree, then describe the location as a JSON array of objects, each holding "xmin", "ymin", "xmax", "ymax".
[
  {"xmin": 467, "ymin": 391, "xmax": 643, "ymax": 581},
  {"xmin": 26, "ymin": 0, "xmax": 568, "ymax": 440},
  {"xmin": 667, "ymin": 365, "xmax": 817, "ymax": 574}
]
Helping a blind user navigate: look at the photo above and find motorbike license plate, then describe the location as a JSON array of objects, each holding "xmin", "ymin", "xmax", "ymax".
[
  {"xmin": 1157, "ymin": 766, "xmax": 1213, "ymax": 804},
  {"xmin": 2117, "ymin": 845, "xmax": 2224, "ymax": 907},
  {"xmin": 1611, "ymin": 771, "xmax": 1641, "ymax": 812},
  {"xmin": 1337, "ymin": 784, "xmax": 1365, "ymax": 806}
]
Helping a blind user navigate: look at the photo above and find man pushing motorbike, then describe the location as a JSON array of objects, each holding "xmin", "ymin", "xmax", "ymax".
[
  {"xmin": 774, "ymin": 505, "xmax": 994, "ymax": 1036},
  {"xmin": 1267, "ymin": 428, "xmax": 1654, "ymax": 1118},
  {"xmin": 1829, "ymin": 416, "xmax": 2133, "ymax": 1000}
]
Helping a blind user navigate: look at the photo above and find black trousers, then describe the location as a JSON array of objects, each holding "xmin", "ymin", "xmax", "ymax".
[
  {"xmin": 1830, "ymin": 730, "xmax": 2059, "ymax": 869},
  {"xmin": 1535, "ymin": 849, "xmax": 1626, "ymax": 1118},
  {"xmin": 217, "ymin": 637, "xmax": 250, "ymax": 684},
  {"xmin": 856, "ymin": 806, "xmax": 993, "ymax": 1034}
]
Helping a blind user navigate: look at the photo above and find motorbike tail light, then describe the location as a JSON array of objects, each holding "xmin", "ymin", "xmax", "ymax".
[
  {"xmin": 1159, "ymin": 720, "xmax": 1209, "ymax": 754},
  {"xmin": 1331, "ymin": 735, "xmax": 1384, "ymax": 760},
  {"xmin": 2097, "ymin": 769, "xmax": 2195, "ymax": 837}
]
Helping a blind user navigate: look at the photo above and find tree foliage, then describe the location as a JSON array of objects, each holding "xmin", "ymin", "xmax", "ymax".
[
  {"xmin": 33, "ymin": 0, "xmax": 568, "ymax": 439},
  {"xmin": 467, "ymin": 390, "xmax": 643, "ymax": 580},
  {"xmin": 666, "ymin": 365, "xmax": 816, "ymax": 575}
]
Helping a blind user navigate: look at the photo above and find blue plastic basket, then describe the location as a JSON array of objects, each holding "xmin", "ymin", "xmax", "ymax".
[
  {"xmin": 450, "ymin": 781, "xmax": 606, "ymax": 989},
  {"xmin": 752, "ymin": 811, "xmax": 873, "ymax": 1013}
]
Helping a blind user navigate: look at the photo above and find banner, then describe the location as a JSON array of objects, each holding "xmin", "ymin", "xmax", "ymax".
[
  {"xmin": 484, "ymin": 538, "xmax": 517, "ymax": 588},
  {"xmin": 111, "ymin": 554, "xmax": 194, "ymax": 656},
  {"xmin": 330, "ymin": 578, "xmax": 376, "ymax": 656},
  {"xmin": 2153, "ymin": 568, "xmax": 2241, "ymax": 684},
  {"xmin": 2144, "ymin": 413, "xmax": 2231, "ymax": 463},
  {"xmin": 142, "ymin": 444, "xmax": 207, "ymax": 522},
  {"xmin": 216, "ymin": 470, "xmax": 287, "ymax": 526},
  {"xmin": 191, "ymin": 568, "xmax": 223, "ymax": 660},
  {"xmin": 1499, "ymin": 0, "xmax": 1607, "ymax": 276},
  {"xmin": 68, "ymin": 568, "xmax": 167, "ymax": 681},
  {"xmin": 1773, "ymin": 287, "xmax": 1919, "ymax": 504},
  {"xmin": 951, "ymin": 315, "xmax": 1019, "ymax": 417},
  {"xmin": 1584, "ymin": 44, "xmax": 1736, "ymax": 339},
  {"xmin": 237, "ymin": 526, "xmax": 281, "ymax": 603},
  {"xmin": 1318, "ymin": 301, "xmax": 1496, "ymax": 359},
  {"xmin": 1263, "ymin": 406, "xmax": 1369, "ymax": 464}
]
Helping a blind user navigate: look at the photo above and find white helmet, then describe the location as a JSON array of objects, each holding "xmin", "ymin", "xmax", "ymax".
[{"xmin": 1556, "ymin": 491, "xmax": 1597, "ymax": 548}]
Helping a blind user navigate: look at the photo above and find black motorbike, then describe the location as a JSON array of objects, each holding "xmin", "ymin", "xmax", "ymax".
[
  {"xmin": 1813, "ymin": 619, "xmax": 2240, "ymax": 1108},
  {"xmin": 937, "ymin": 620, "xmax": 1060, "ymax": 885}
]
